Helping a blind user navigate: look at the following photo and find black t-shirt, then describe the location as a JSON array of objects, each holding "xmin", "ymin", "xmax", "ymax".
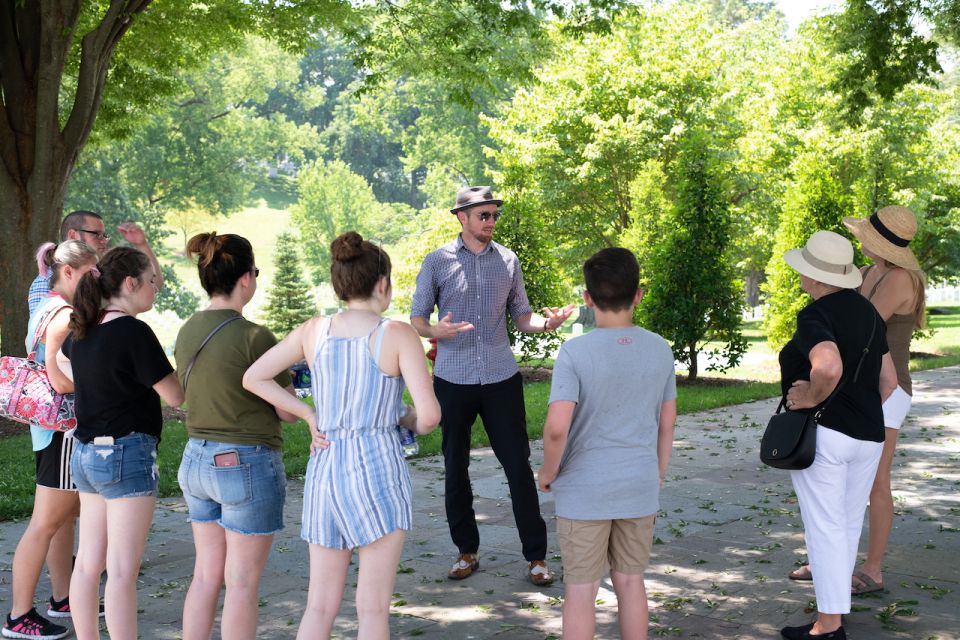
[
  {"xmin": 778, "ymin": 289, "xmax": 889, "ymax": 443},
  {"xmin": 62, "ymin": 316, "xmax": 173, "ymax": 443}
]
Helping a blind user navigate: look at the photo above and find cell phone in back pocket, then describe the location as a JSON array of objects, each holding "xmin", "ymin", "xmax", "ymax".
[{"xmin": 213, "ymin": 450, "xmax": 240, "ymax": 467}]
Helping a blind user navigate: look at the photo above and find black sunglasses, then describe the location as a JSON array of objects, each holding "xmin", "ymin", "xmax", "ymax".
[
  {"xmin": 253, "ymin": 267, "xmax": 260, "ymax": 277},
  {"xmin": 471, "ymin": 210, "xmax": 502, "ymax": 222},
  {"xmin": 79, "ymin": 228, "xmax": 109, "ymax": 241}
]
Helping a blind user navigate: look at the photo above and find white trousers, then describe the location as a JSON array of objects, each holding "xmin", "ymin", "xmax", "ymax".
[{"xmin": 790, "ymin": 425, "xmax": 883, "ymax": 614}]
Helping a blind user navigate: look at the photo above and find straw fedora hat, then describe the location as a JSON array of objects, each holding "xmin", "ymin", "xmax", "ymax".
[
  {"xmin": 784, "ymin": 230, "xmax": 862, "ymax": 289},
  {"xmin": 843, "ymin": 205, "xmax": 920, "ymax": 271}
]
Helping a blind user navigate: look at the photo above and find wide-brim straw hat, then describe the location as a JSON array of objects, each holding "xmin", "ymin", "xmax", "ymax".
[
  {"xmin": 843, "ymin": 205, "xmax": 920, "ymax": 271},
  {"xmin": 450, "ymin": 186, "xmax": 502, "ymax": 214},
  {"xmin": 783, "ymin": 230, "xmax": 862, "ymax": 289}
]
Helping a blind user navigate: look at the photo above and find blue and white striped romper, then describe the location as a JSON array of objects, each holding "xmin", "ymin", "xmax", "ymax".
[{"xmin": 301, "ymin": 315, "xmax": 412, "ymax": 549}]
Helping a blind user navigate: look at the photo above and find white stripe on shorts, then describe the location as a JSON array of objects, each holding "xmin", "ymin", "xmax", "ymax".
[{"xmin": 59, "ymin": 435, "xmax": 77, "ymax": 490}]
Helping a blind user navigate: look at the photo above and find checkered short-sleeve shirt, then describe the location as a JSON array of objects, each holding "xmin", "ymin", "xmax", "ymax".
[
  {"xmin": 28, "ymin": 273, "xmax": 52, "ymax": 315},
  {"xmin": 411, "ymin": 235, "xmax": 533, "ymax": 385}
]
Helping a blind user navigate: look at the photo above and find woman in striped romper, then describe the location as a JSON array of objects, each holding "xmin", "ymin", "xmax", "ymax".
[{"xmin": 244, "ymin": 231, "xmax": 440, "ymax": 640}]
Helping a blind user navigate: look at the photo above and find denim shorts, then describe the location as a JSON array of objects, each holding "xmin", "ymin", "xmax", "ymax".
[
  {"xmin": 71, "ymin": 432, "xmax": 159, "ymax": 499},
  {"xmin": 177, "ymin": 439, "xmax": 286, "ymax": 536}
]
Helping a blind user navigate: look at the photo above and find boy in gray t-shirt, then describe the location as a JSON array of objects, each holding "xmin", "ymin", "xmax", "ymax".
[{"xmin": 538, "ymin": 247, "xmax": 677, "ymax": 640}]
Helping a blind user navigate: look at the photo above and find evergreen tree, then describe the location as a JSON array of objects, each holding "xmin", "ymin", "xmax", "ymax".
[{"xmin": 265, "ymin": 233, "xmax": 317, "ymax": 337}]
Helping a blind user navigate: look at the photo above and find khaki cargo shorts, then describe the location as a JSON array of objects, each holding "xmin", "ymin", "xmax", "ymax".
[{"xmin": 556, "ymin": 514, "xmax": 655, "ymax": 584}]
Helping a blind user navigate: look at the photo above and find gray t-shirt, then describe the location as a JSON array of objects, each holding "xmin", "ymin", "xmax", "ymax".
[{"xmin": 548, "ymin": 326, "xmax": 676, "ymax": 520}]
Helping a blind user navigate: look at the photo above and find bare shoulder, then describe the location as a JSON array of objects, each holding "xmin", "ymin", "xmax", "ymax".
[
  {"xmin": 884, "ymin": 267, "xmax": 914, "ymax": 287},
  {"xmin": 385, "ymin": 318, "xmax": 420, "ymax": 341},
  {"xmin": 877, "ymin": 268, "xmax": 917, "ymax": 301}
]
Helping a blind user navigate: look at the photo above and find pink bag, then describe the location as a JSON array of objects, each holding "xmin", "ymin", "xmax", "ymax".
[{"xmin": 0, "ymin": 301, "xmax": 77, "ymax": 432}]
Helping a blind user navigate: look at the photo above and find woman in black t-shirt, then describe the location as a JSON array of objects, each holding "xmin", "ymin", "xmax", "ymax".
[
  {"xmin": 58, "ymin": 247, "xmax": 184, "ymax": 640},
  {"xmin": 776, "ymin": 231, "xmax": 897, "ymax": 640}
]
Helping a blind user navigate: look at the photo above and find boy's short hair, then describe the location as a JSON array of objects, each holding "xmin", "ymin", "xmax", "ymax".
[{"xmin": 583, "ymin": 247, "xmax": 640, "ymax": 312}]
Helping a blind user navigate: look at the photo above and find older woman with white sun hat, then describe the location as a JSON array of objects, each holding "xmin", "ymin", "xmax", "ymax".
[{"xmin": 777, "ymin": 230, "xmax": 897, "ymax": 640}]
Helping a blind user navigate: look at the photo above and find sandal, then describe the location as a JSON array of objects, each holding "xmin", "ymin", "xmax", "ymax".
[
  {"xmin": 788, "ymin": 565, "xmax": 813, "ymax": 581},
  {"xmin": 851, "ymin": 570, "xmax": 884, "ymax": 595}
]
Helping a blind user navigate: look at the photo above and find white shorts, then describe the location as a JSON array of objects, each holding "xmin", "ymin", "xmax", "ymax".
[{"xmin": 882, "ymin": 385, "xmax": 912, "ymax": 430}]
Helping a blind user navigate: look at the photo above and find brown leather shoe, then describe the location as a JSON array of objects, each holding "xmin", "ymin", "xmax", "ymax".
[
  {"xmin": 447, "ymin": 553, "xmax": 479, "ymax": 580},
  {"xmin": 528, "ymin": 559, "xmax": 554, "ymax": 586}
]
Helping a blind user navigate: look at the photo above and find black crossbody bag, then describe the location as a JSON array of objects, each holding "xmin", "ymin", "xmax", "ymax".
[{"xmin": 760, "ymin": 313, "xmax": 878, "ymax": 470}]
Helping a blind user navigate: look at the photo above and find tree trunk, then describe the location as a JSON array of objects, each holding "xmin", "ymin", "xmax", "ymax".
[
  {"xmin": 0, "ymin": 170, "xmax": 64, "ymax": 355},
  {"xmin": 0, "ymin": 1, "xmax": 150, "ymax": 354},
  {"xmin": 687, "ymin": 341, "xmax": 698, "ymax": 381}
]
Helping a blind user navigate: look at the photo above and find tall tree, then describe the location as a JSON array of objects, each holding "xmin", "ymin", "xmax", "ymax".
[
  {"xmin": 637, "ymin": 131, "xmax": 747, "ymax": 380},
  {"xmin": 0, "ymin": 0, "xmax": 340, "ymax": 355},
  {"xmin": 0, "ymin": 0, "xmax": 621, "ymax": 356}
]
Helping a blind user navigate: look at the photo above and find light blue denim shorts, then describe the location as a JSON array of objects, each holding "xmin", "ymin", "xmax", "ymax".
[
  {"xmin": 177, "ymin": 438, "xmax": 286, "ymax": 536},
  {"xmin": 71, "ymin": 432, "xmax": 159, "ymax": 499}
]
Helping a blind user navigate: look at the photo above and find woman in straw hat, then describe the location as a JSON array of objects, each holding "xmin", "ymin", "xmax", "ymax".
[
  {"xmin": 777, "ymin": 231, "xmax": 897, "ymax": 640},
  {"xmin": 788, "ymin": 207, "xmax": 926, "ymax": 595}
]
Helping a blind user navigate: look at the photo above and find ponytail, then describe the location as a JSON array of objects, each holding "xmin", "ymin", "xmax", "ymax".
[
  {"xmin": 69, "ymin": 247, "xmax": 149, "ymax": 340},
  {"xmin": 36, "ymin": 242, "xmax": 57, "ymax": 278},
  {"xmin": 34, "ymin": 240, "xmax": 97, "ymax": 287}
]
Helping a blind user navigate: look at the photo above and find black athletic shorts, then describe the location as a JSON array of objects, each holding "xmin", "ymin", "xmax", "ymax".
[{"xmin": 35, "ymin": 431, "xmax": 78, "ymax": 491}]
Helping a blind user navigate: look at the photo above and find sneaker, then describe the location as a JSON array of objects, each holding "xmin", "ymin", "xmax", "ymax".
[
  {"xmin": 47, "ymin": 596, "xmax": 105, "ymax": 619},
  {"xmin": 447, "ymin": 553, "xmax": 479, "ymax": 580},
  {"xmin": 527, "ymin": 559, "xmax": 554, "ymax": 586},
  {"xmin": 2, "ymin": 608, "xmax": 69, "ymax": 640}
]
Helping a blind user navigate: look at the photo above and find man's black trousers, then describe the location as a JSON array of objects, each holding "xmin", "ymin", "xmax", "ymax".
[{"xmin": 434, "ymin": 372, "xmax": 548, "ymax": 562}]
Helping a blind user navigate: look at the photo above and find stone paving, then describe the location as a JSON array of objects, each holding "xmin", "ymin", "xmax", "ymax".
[{"xmin": 1, "ymin": 367, "xmax": 958, "ymax": 639}]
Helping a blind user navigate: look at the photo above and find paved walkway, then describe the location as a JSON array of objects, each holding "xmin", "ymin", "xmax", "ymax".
[{"xmin": 2, "ymin": 368, "xmax": 958, "ymax": 639}]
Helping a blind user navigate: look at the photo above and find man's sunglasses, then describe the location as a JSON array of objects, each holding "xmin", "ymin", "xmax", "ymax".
[
  {"xmin": 79, "ymin": 229, "xmax": 109, "ymax": 241},
  {"xmin": 471, "ymin": 210, "xmax": 502, "ymax": 222}
]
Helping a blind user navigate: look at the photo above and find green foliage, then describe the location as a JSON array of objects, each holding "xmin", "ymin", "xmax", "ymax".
[
  {"xmin": 762, "ymin": 152, "xmax": 857, "ymax": 349},
  {"xmin": 637, "ymin": 131, "xmax": 747, "ymax": 380},
  {"xmin": 69, "ymin": 36, "xmax": 322, "ymax": 220},
  {"xmin": 827, "ymin": 0, "xmax": 941, "ymax": 124},
  {"xmin": 264, "ymin": 233, "xmax": 317, "ymax": 337},
  {"xmin": 351, "ymin": 0, "xmax": 624, "ymax": 107},
  {"xmin": 154, "ymin": 265, "xmax": 201, "ymax": 319},
  {"xmin": 495, "ymin": 197, "xmax": 573, "ymax": 362},
  {"xmin": 291, "ymin": 160, "xmax": 382, "ymax": 283}
]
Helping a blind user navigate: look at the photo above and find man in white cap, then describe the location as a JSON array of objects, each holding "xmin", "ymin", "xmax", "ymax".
[{"xmin": 411, "ymin": 186, "xmax": 574, "ymax": 586}]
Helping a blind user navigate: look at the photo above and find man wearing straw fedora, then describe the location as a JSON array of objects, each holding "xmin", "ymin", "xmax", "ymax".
[
  {"xmin": 788, "ymin": 206, "xmax": 927, "ymax": 596},
  {"xmin": 411, "ymin": 186, "xmax": 575, "ymax": 586}
]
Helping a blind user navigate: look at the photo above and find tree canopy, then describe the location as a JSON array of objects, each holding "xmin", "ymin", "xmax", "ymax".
[{"xmin": 4, "ymin": 0, "xmax": 960, "ymax": 371}]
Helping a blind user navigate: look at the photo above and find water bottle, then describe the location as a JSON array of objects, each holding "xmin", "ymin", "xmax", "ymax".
[
  {"xmin": 290, "ymin": 361, "xmax": 311, "ymax": 399},
  {"xmin": 397, "ymin": 426, "xmax": 419, "ymax": 458}
]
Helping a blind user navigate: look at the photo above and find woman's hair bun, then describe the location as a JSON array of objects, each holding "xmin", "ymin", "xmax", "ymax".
[
  {"xmin": 331, "ymin": 231, "xmax": 365, "ymax": 262},
  {"xmin": 186, "ymin": 232, "xmax": 223, "ymax": 268}
]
